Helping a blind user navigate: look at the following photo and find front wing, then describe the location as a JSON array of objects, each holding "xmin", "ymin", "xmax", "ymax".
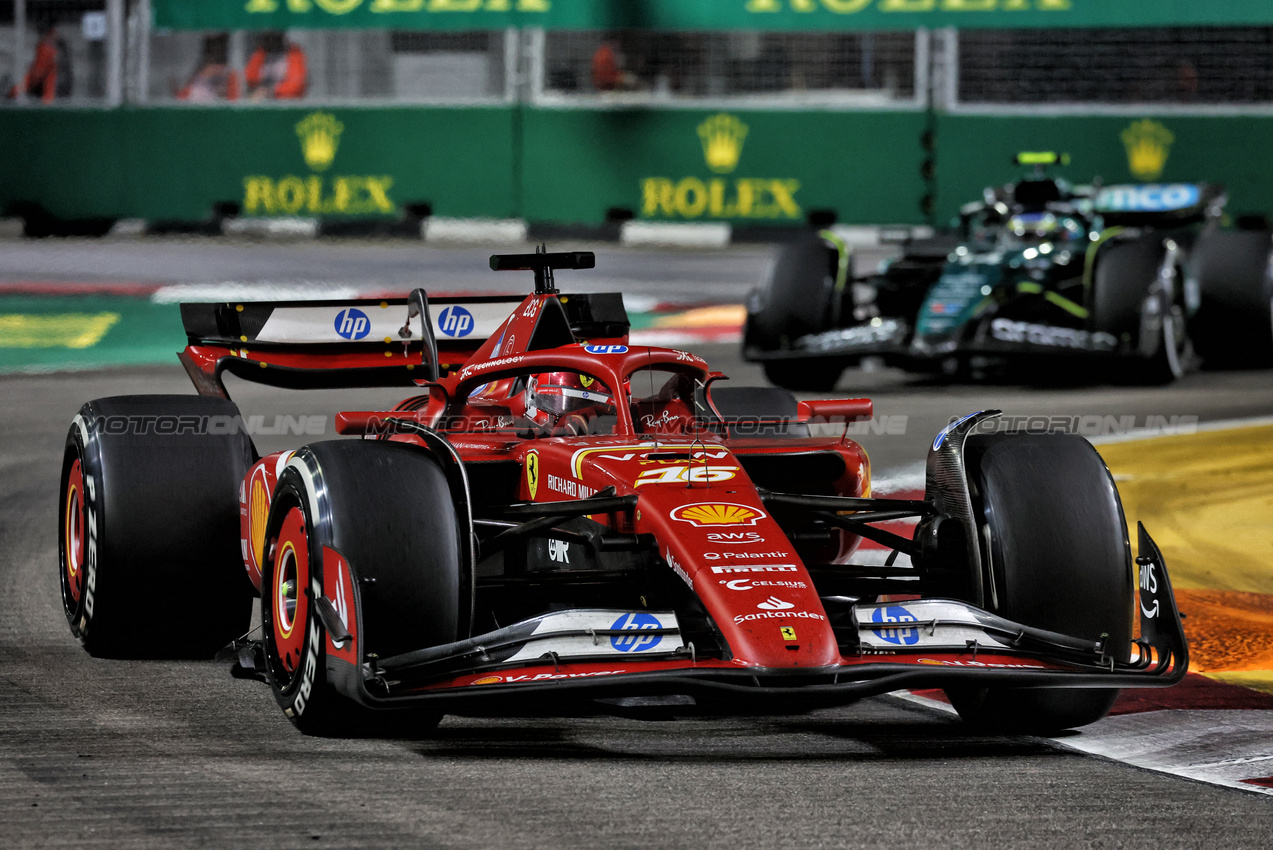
[{"xmin": 261, "ymin": 524, "xmax": 1187, "ymax": 714}]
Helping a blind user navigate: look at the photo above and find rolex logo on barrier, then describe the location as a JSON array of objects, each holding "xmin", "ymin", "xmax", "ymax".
[
  {"xmin": 243, "ymin": 111, "xmax": 396, "ymax": 217},
  {"xmin": 295, "ymin": 112, "xmax": 344, "ymax": 172},
  {"xmin": 1121, "ymin": 119, "xmax": 1174, "ymax": 181},
  {"xmin": 641, "ymin": 113, "xmax": 801, "ymax": 222},
  {"xmin": 697, "ymin": 113, "xmax": 747, "ymax": 174}
]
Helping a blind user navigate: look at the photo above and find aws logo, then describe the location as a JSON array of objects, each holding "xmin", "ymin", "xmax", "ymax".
[
  {"xmin": 642, "ymin": 113, "xmax": 801, "ymax": 222},
  {"xmin": 1121, "ymin": 119, "xmax": 1173, "ymax": 181},
  {"xmin": 243, "ymin": 111, "xmax": 396, "ymax": 217}
]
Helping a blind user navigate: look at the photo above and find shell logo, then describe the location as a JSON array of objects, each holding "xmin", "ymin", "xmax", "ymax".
[
  {"xmin": 671, "ymin": 503, "xmax": 768, "ymax": 527},
  {"xmin": 250, "ymin": 477, "xmax": 270, "ymax": 567},
  {"xmin": 472, "ymin": 676, "xmax": 502, "ymax": 685}
]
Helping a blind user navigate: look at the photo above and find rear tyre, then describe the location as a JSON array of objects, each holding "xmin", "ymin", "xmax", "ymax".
[
  {"xmin": 57, "ymin": 396, "xmax": 255, "ymax": 658},
  {"xmin": 1188, "ymin": 230, "xmax": 1273, "ymax": 367},
  {"xmin": 945, "ymin": 433, "xmax": 1133, "ymax": 734},
  {"xmin": 261, "ymin": 440, "xmax": 465, "ymax": 736}
]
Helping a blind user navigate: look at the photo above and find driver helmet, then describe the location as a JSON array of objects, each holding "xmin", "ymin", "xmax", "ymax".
[{"xmin": 524, "ymin": 372, "xmax": 614, "ymax": 431}]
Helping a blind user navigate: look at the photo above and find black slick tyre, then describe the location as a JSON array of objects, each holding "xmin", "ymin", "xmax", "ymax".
[
  {"xmin": 1091, "ymin": 237, "xmax": 1188, "ymax": 383},
  {"xmin": 1188, "ymin": 229, "xmax": 1273, "ymax": 367},
  {"xmin": 261, "ymin": 440, "xmax": 465, "ymax": 736},
  {"xmin": 746, "ymin": 233, "xmax": 839, "ymax": 351},
  {"xmin": 945, "ymin": 433, "xmax": 1134, "ymax": 734},
  {"xmin": 57, "ymin": 395, "xmax": 256, "ymax": 658}
]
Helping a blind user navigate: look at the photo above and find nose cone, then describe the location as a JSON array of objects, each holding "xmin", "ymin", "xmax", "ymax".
[{"xmin": 638, "ymin": 489, "xmax": 840, "ymax": 669}]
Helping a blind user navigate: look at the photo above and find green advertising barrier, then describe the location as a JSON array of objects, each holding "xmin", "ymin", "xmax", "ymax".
[
  {"xmin": 932, "ymin": 114, "xmax": 1273, "ymax": 224},
  {"xmin": 155, "ymin": 0, "xmax": 1273, "ymax": 32},
  {"xmin": 0, "ymin": 107, "xmax": 518, "ymax": 222},
  {"xmin": 8, "ymin": 106, "xmax": 1273, "ymax": 229},
  {"xmin": 521, "ymin": 108, "xmax": 929, "ymax": 225}
]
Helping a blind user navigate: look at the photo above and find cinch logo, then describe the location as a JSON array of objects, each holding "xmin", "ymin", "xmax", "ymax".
[
  {"xmin": 871, "ymin": 606, "xmax": 919, "ymax": 646},
  {"xmin": 610, "ymin": 612, "xmax": 664, "ymax": 653},
  {"xmin": 334, "ymin": 308, "xmax": 370, "ymax": 340},
  {"xmin": 1121, "ymin": 119, "xmax": 1174, "ymax": 181},
  {"xmin": 438, "ymin": 305, "xmax": 475, "ymax": 338}
]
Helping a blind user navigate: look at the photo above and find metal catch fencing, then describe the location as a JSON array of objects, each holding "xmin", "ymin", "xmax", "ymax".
[{"xmin": 4, "ymin": 2, "xmax": 1273, "ymax": 113}]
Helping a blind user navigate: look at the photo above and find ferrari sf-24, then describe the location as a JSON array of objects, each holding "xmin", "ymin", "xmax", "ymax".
[{"xmin": 58, "ymin": 251, "xmax": 1186, "ymax": 736}]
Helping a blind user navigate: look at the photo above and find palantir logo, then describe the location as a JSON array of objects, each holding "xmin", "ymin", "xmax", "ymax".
[
  {"xmin": 334, "ymin": 308, "xmax": 370, "ymax": 340},
  {"xmin": 610, "ymin": 612, "xmax": 663, "ymax": 653},
  {"xmin": 872, "ymin": 606, "xmax": 920, "ymax": 646},
  {"xmin": 438, "ymin": 305, "xmax": 475, "ymax": 338}
]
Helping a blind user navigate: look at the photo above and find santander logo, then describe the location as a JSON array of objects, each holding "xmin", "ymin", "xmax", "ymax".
[{"xmin": 756, "ymin": 596, "xmax": 794, "ymax": 611}]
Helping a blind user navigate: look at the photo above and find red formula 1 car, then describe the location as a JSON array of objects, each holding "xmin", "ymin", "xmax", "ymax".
[{"xmin": 58, "ymin": 251, "xmax": 1187, "ymax": 736}]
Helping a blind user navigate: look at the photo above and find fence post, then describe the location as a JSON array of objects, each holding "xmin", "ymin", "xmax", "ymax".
[
  {"xmin": 106, "ymin": 0, "xmax": 125, "ymax": 105},
  {"xmin": 12, "ymin": 0, "xmax": 25, "ymax": 102},
  {"xmin": 134, "ymin": 0, "xmax": 151, "ymax": 102}
]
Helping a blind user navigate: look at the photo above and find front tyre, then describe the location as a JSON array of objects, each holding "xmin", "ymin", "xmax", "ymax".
[
  {"xmin": 261, "ymin": 440, "xmax": 465, "ymax": 736},
  {"xmin": 945, "ymin": 433, "xmax": 1134, "ymax": 734}
]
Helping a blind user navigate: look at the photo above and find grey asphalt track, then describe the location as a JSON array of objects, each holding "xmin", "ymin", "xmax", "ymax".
[{"xmin": 3, "ymin": 239, "xmax": 1273, "ymax": 847}]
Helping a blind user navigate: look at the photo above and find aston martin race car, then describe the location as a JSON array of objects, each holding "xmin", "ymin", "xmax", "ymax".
[
  {"xmin": 59, "ymin": 250, "xmax": 1186, "ymax": 737},
  {"xmin": 744, "ymin": 153, "xmax": 1273, "ymax": 390}
]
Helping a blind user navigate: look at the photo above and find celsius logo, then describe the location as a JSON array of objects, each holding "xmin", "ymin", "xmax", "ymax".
[
  {"xmin": 334, "ymin": 308, "xmax": 370, "ymax": 340},
  {"xmin": 872, "ymin": 606, "xmax": 919, "ymax": 646},
  {"xmin": 609, "ymin": 612, "xmax": 663, "ymax": 653},
  {"xmin": 438, "ymin": 305, "xmax": 475, "ymax": 338},
  {"xmin": 584, "ymin": 344, "xmax": 628, "ymax": 355}
]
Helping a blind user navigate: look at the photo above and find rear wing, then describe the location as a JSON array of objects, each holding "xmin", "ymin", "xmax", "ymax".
[{"xmin": 177, "ymin": 291, "xmax": 629, "ymax": 396}]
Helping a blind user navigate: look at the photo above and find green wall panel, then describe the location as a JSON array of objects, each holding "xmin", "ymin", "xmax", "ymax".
[
  {"xmin": 8, "ymin": 106, "xmax": 1273, "ymax": 230},
  {"xmin": 0, "ymin": 106, "xmax": 518, "ymax": 222},
  {"xmin": 521, "ymin": 108, "xmax": 929, "ymax": 225}
]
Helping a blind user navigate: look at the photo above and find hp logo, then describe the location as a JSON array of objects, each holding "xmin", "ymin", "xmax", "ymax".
[
  {"xmin": 584, "ymin": 344, "xmax": 628, "ymax": 355},
  {"xmin": 609, "ymin": 612, "xmax": 663, "ymax": 653},
  {"xmin": 438, "ymin": 305, "xmax": 475, "ymax": 338},
  {"xmin": 871, "ymin": 606, "xmax": 919, "ymax": 646},
  {"xmin": 334, "ymin": 308, "xmax": 370, "ymax": 340}
]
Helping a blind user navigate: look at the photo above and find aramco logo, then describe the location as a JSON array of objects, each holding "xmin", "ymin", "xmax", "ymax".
[
  {"xmin": 1121, "ymin": 119, "xmax": 1174, "ymax": 181},
  {"xmin": 243, "ymin": 111, "xmax": 396, "ymax": 216}
]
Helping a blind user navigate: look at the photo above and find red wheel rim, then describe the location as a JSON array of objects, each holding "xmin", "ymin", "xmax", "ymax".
[
  {"xmin": 271, "ymin": 506, "xmax": 310, "ymax": 676},
  {"xmin": 64, "ymin": 459, "xmax": 85, "ymax": 603}
]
